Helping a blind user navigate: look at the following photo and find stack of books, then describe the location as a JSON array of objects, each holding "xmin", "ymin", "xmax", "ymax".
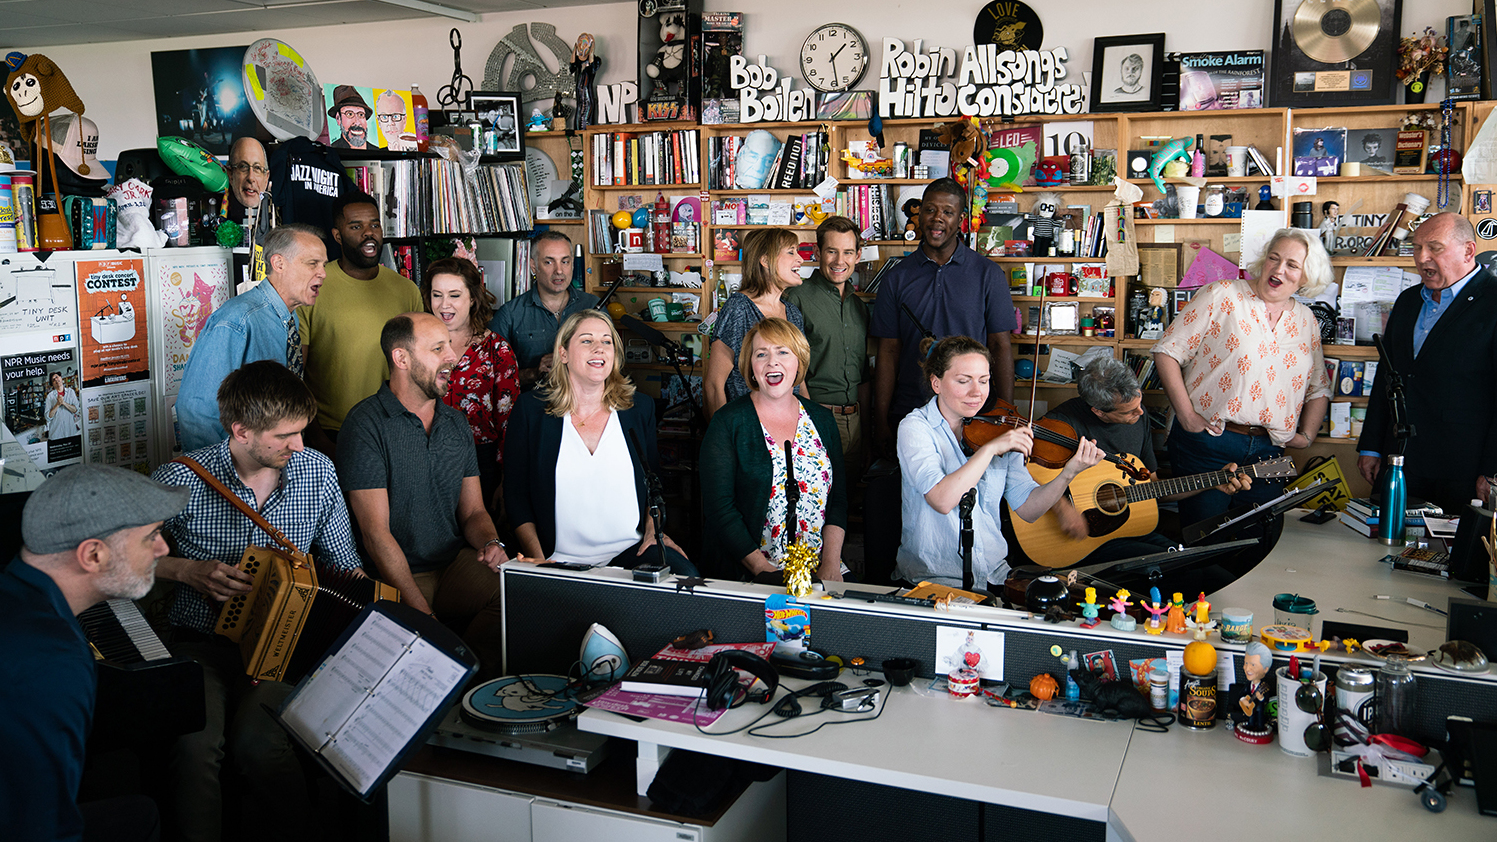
[{"xmin": 1338, "ymin": 497, "xmax": 1441, "ymax": 538}]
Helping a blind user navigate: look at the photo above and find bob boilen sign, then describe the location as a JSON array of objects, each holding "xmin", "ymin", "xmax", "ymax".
[{"xmin": 879, "ymin": 38, "xmax": 1085, "ymax": 118}]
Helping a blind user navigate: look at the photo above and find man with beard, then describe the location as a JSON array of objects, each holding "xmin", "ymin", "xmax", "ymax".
[
  {"xmin": 490, "ymin": 231, "xmax": 597, "ymax": 389},
  {"xmin": 300, "ymin": 192, "xmax": 422, "ymax": 443},
  {"xmin": 328, "ymin": 85, "xmax": 381, "ymax": 151},
  {"xmin": 870, "ymin": 178, "xmax": 1017, "ymax": 454},
  {"xmin": 1, "ymin": 464, "xmax": 186, "ymax": 842},
  {"xmin": 338, "ymin": 313, "xmax": 507, "ymax": 676},
  {"xmin": 151, "ymin": 360, "xmax": 365, "ymax": 842}
]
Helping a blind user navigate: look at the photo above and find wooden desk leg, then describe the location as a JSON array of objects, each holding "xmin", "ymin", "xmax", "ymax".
[{"xmin": 636, "ymin": 741, "xmax": 673, "ymax": 796}]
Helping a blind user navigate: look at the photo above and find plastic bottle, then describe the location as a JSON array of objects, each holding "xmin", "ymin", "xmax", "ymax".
[
  {"xmin": 1376, "ymin": 653, "xmax": 1417, "ymax": 736},
  {"xmin": 1378, "ymin": 454, "xmax": 1407, "ymax": 545},
  {"xmin": 411, "ymin": 85, "xmax": 430, "ymax": 153}
]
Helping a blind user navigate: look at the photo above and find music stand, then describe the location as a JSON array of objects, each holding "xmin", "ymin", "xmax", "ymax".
[
  {"xmin": 1073, "ymin": 538, "xmax": 1261, "ymax": 593},
  {"xmin": 1182, "ymin": 479, "xmax": 1332, "ymax": 546}
]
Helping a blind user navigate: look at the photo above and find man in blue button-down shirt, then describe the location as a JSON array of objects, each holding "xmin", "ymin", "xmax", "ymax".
[
  {"xmin": 1357, "ymin": 212, "xmax": 1497, "ymax": 513},
  {"xmin": 489, "ymin": 231, "xmax": 598, "ymax": 389},
  {"xmin": 176, "ymin": 223, "xmax": 327, "ymax": 452}
]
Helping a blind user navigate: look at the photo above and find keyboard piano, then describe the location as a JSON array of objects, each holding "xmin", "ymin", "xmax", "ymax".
[{"xmin": 80, "ymin": 599, "xmax": 206, "ymax": 751}]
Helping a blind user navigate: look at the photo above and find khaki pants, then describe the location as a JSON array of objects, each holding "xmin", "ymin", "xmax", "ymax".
[{"xmin": 412, "ymin": 547, "xmax": 505, "ymax": 678}]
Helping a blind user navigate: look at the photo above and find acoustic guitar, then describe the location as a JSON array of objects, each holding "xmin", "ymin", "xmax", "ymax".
[{"xmin": 1006, "ymin": 455, "xmax": 1298, "ymax": 568}]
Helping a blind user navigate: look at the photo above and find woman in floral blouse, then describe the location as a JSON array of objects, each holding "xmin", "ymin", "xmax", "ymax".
[
  {"xmin": 700, "ymin": 318, "xmax": 846, "ymax": 582},
  {"xmin": 1152, "ymin": 227, "xmax": 1332, "ymax": 526},
  {"xmin": 423, "ymin": 257, "xmax": 520, "ymax": 510}
]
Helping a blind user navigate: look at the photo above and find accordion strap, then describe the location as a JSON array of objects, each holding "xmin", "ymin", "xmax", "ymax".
[{"xmin": 173, "ymin": 456, "xmax": 311, "ymax": 567}]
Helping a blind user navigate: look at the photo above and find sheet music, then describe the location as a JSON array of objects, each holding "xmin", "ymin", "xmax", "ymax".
[
  {"xmin": 280, "ymin": 610, "xmax": 415, "ymax": 746},
  {"xmin": 317, "ymin": 638, "xmax": 467, "ymax": 793}
]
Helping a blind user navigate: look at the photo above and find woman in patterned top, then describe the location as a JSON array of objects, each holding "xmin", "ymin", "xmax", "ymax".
[
  {"xmin": 1152, "ymin": 227, "xmax": 1333, "ymax": 526},
  {"xmin": 704, "ymin": 227, "xmax": 806, "ymax": 417},
  {"xmin": 423, "ymin": 257, "xmax": 521, "ymax": 510},
  {"xmin": 700, "ymin": 318, "xmax": 846, "ymax": 582}
]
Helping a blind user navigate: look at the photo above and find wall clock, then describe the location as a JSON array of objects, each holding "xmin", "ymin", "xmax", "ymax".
[{"xmin": 800, "ymin": 23, "xmax": 869, "ymax": 93}]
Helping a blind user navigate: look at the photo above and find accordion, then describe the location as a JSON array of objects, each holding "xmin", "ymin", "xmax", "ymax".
[
  {"xmin": 173, "ymin": 456, "xmax": 399, "ymax": 684},
  {"xmin": 215, "ymin": 545, "xmax": 399, "ymax": 683}
]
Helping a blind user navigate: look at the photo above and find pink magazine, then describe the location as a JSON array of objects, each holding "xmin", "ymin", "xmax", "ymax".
[
  {"xmin": 1179, "ymin": 245, "xmax": 1239, "ymax": 289},
  {"xmin": 584, "ymin": 642, "xmax": 776, "ymax": 726}
]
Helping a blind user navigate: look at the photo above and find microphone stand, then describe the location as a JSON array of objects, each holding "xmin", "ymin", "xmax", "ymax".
[
  {"xmin": 1372, "ymin": 332, "xmax": 1416, "ymax": 456},
  {"xmin": 627, "ymin": 429, "xmax": 669, "ymax": 572},
  {"xmin": 958, "ymin": 488, "xmax": 977, "ymax": 593},
  {"xmin": 619, "ymin": 313, "xmax": 706, "ymax": 434}
]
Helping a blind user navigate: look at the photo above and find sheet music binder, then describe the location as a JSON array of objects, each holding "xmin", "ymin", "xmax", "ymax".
[{"xmin": 273, "ymin": 600, "xmax": 478, "ymax": 802}]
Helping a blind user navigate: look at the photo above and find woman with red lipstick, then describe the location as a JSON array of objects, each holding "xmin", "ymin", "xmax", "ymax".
[
  {"xmin": 701, "ymin": 318, "xmax": 848, "ymax": 582},
  {"xmin": 1153, "ymin": 227, "xmax": 1332, "ymax": 526},
  {"xmin": 504, "ymin": 312, "xmax": 696, "ymax": 574},
  {"xmin": 423, "ymin": 257, "xmax": 520, "ymax": 509},
  {"xmin": 895, "ymin": 337, "xmax": 1101, "ymax": 590}
]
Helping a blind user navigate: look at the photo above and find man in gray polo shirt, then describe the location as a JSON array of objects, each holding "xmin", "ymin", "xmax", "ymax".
[{"xmin": 337, "ymin": 312, "xmax": 508, "ymax": 675}]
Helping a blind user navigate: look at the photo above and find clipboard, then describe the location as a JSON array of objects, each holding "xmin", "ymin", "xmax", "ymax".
[{"xmin": 273, "ymin": 600, "xmax": 478, "ymax": 802}]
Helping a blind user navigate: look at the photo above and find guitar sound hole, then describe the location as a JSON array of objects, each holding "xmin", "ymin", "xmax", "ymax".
[{"xmin": 1095, "ymin": 483, "xmax": 1129, "ymax": 515}]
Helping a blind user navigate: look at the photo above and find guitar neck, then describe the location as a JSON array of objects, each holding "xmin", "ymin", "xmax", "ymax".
[{"xmin": 1126, "ymin": 468, "xmax": 1239, "ymax": 502}]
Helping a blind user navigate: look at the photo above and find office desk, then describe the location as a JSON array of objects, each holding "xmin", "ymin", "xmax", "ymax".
[{"xmin": 503, "ymin": 516, "xmax": 1496, "ymax": 841}]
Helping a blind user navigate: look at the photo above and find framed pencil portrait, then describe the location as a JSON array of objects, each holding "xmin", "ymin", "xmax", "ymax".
[{"xmin": 1091, "ymin": 34, "xmax": 1166, "ymax": 112}]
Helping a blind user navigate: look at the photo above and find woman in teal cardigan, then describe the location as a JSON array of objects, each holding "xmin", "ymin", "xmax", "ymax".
[{"xmin": 700, "ymin": 318, "xmax": 847, "ymax": 581}]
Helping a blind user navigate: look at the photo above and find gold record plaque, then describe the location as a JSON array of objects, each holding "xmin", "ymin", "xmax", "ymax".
[{"xmin": 1291, "ymin": 0, "xmax": 1381, "ymax": 63}]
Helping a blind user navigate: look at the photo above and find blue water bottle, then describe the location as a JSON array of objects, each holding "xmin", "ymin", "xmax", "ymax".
[{"xmin": 1378, "ymin": 455, "xmax": 1406, "ymax": 545}]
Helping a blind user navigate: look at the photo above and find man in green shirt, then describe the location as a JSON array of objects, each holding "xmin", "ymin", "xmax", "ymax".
[{"xmin": 784, "ymin": 216, "xmax": 870, "ymax": 469}]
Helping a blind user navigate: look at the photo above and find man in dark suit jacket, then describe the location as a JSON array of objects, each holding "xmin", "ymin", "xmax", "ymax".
[{"xmin": 1357, "ymin": 212, "xmax": 1497, "ymax": 514}]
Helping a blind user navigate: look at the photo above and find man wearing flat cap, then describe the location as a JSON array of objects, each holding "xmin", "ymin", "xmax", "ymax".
[
  {"xmin": 0, "ymin": 464, "xmax": 189, "ymax": 842},
  {"xmin": 328, "ymin": 85, "xmax": 381, "ymax": 151}
]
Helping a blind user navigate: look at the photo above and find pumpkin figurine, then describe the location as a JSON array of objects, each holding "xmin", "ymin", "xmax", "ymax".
[{"xmin": 1029, "ymin": 672, "xmax": 1059, "ymax": 701}]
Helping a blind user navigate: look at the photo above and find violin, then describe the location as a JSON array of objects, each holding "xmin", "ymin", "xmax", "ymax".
[{"xmin": 959, "ymin": 397, "xmax": 1151, "ymax": 481}]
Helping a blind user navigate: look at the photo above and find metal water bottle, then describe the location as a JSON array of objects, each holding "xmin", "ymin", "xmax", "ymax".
[{"xmin": 1378, "ymin": 455, "xmax": 1406, "ymax": 545}]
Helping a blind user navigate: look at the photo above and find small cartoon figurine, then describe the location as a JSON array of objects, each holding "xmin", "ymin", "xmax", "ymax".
[
  {"xmin": 902, "ymin": 197, "xmax": 922, "ymax": 241},
  {"xmin": 1077, "ymin": 587, "xmax": 1101, "ymax": 629},
  {"xmin": 1254, "ymin": 184, "xmax": 1275, "ymax": 211},
  {"xmin": 1140, "ymin": 287, "xmax": 1168, "ymax": 338},
  {"xmin": 1190, "ymin": 592, "xmax": 1211, "ymax": 625},
  {"xmin": 1109, "ymin": 589, "xmax": 1136, "ymax": 631},
  {"xmin": 1165, "ymin": 592, "xmax": 1187, "ymax": 635},
  {"xmin": 1027, "ymin": 191, "xmax": 1064, "ymax": 256},
  {"xmin": 1185, "ymin": 592, "xmax": 1218, "ymax": 639},
  {"xmin": 1143, "ymin": 586, "xmax": 1169, "ymax": 635},
  {"xmin": 527, "ymin": 107, "xmax": 549, "ymax": 132},
  {"xmin": 1229, "ymin": 641, "xmax": 1276, "ymax": 744},
  {"xmin": 1319, "ymin": 200, "xmax": 1339, "ymax": 254}
]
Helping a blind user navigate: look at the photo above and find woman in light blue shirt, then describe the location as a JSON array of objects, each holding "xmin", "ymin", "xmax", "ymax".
[{"xmin": 896, "ymin": 336, "xmax": 1101, "ymax": 590}]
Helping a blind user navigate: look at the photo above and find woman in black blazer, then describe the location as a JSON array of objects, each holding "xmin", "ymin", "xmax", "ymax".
[{"xmin": 504, "ymin": 311, "xmax": 696, "ymax": 574}]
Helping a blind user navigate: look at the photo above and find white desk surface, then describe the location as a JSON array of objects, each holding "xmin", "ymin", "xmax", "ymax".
[
  {"xmin": 566, "ymin": 515, "xmax": 1496, "ymax": 838},
  {"xmin": 581, "ymin": 681, "xmax": 1134, "ymax": 823}
]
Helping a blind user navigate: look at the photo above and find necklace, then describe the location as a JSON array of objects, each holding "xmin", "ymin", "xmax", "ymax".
[{"xmin": 574, "ymin": 405, "xmax": 608, "ymax": 428}]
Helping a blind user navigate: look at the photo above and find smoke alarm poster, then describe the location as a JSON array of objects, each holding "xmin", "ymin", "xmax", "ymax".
[{"xmin": 77, "ymin": 257, "xmax": 150, "ymax": 388}]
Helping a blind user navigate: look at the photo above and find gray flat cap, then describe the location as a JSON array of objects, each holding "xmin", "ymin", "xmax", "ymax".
[{"xmin": 22, "ymin": 464, "xmax": 189, "ymax": 554}]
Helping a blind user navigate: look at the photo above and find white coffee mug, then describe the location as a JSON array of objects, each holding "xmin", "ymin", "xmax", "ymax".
[
  {"xmin": 1227, "ymin": 146, "xmax": 1248, "ymax": 177},
  {"xmin": 1275, "ymin": 666, "xmax": 1328, "ymax": 757}
]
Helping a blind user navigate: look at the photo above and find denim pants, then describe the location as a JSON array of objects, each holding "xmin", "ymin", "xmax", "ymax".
[{"xmin": 1167, "ymin": 420, "xmax": 1287, "ymax": 530}]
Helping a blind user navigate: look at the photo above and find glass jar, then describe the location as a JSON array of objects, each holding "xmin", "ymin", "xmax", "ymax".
[
  {"xmin": 1376, "ymin": 654, "xmax": 1417, "ymax": 737},
  {"xmin": 1203, "ymin": 184, "xmax": 1227, "ymax": 217}
]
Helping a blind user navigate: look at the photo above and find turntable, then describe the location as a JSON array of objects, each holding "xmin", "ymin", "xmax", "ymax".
[{"xmin": 426, "ymin": 674, "xmax": 612, "ymax": 773}]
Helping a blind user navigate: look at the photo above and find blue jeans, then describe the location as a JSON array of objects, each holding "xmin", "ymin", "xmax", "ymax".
[{"xmin": 1167, "ymin": 420, "xmax": 1286, "ymax": 530}]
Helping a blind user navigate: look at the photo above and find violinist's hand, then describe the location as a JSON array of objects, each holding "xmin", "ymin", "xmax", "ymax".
[
  {"xmin": 1215, "ymin": 462, "xmax": 1252, "ymax": 495},
  {"xmin": 1062, "ymin": 437, "xmax": 1104, "ymax": 478},
  {"xmin": 985, "ymin": 426, "xmax": 1034, "ymax": 458}
]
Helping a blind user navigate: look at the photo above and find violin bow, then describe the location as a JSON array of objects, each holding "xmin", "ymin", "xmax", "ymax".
[{"xmin": 1027, "ymin": 277, "xmax": 1046, "ymax": 433}]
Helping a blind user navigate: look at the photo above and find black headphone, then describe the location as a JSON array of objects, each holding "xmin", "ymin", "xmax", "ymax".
[{"xmin": 703, "ymin": 650, "xmax": 779, "ymax": 710}]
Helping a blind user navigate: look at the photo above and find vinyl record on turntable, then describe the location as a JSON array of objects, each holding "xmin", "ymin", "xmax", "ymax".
[
  {"xmin": 459, "ymin": 674, "xmax": 580, "ymax": 734},
  {"xmin": 1291, "ymin": 0, "xmax": 1380, "ymax": 63}
]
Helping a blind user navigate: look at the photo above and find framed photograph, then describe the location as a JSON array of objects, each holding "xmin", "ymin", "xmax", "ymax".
[
  {"xmin": 1091, "ymin": 34, "xmax": 1166, "ymax": 112},
  {"xmin": 1347, "ymin": 127, "xmax": 1399, "ymax": 168},
  {"xmin": 1044, "ymin": 301, "xmax": 1081, "ymax": 335},
  {"xmin": 1475, "ymin": 190, "xmax": 1493, "ymax": 215},
  {"xmin": 1269, "ymin": 0, "xmax": 1401, "ymax": 108},
  {"xmin": 469, "ymin": 91, "xmax": 523, "ymax": 159}
]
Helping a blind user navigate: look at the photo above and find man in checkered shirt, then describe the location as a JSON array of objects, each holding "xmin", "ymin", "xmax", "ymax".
[{"xmin": 150, "ymin": 360, "xmax": 362, "ymax": 842}]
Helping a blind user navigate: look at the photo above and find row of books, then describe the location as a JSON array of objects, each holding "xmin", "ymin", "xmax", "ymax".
[
  {"xmin": 347, "ymin": 158, "xmax": 533, "ymax": 238},
  {"xmin": 1122, "ymin": 352, "xmax": 1163, "ymax": 390},
  {"xmin": 834, "ymin": 184, "xmax": 899, "ymax": 242},
  {"xmin": 705, "ymin": 131, "xmax": 830, "ymax": 191},
  {"xmin": 1338, "ymin": 495, "xmax": 1443, "ymax": 538},
  {"xmin": 591, "ymin": 129, "xmax": 702, "ymax": 187}
]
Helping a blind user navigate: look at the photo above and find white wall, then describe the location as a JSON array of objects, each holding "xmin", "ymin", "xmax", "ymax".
[{"xmin": 10, "ymin": 0, "xmax": 1473, "ymax": 160}]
